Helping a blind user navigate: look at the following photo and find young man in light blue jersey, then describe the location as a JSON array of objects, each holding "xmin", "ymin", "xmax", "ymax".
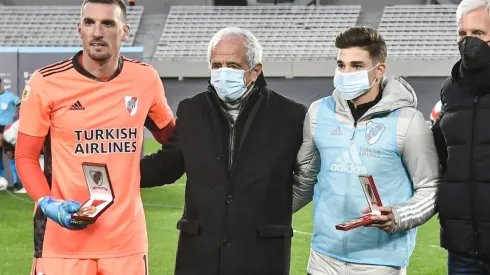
[
  {"xmin": 0, "ymin": 78, "xmax": 22, "ymax": 192},
  {"xmin": 292, "ymin": 27, "xmax": 441, "ymax": 275}
]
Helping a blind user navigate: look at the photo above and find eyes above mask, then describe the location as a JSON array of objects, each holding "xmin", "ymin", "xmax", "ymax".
[
  {"xmin": 333, "ymin": 64, "xmax": 379, "ymax": 100},
  {"xmin": 458, "ymin": 36, "xmax": 490, "ymax": 71},
  {"xmin": 210, "ymin": 67, "xmax": 253, "ymax": 102}
]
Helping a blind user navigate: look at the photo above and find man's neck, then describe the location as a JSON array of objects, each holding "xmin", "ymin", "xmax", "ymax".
[
  {"xmin": 81, "ymin": 51, "xmax": 120, "ymax": 79},
  {"xmin": 221, "ymin": 83, "xmax": 255, "ymax": 121},
  {"xmin": 350, "ymin": 83, "xmax": 380, "ymax": 108}
]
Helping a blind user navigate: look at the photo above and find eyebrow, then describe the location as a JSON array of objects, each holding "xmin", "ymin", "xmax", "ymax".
[
  {"xmin": 101, "ymin": 19, "xmax": 116, "ymax": 25},
  {"xmin": 226, "ymin": 62, "xmax": 242, "ymax": 67},
  {"xmin": 459, "ymin": 26, "xmax": 485, "ymax": 32},
  {"xmin": 211, "ymin": 61, "xmax": 242, "ymax": 66},
  {"xmin": 82, "ymin": 17, "xmax": 117, "ymax": 25},
  {"xmin": 337, "ymin": 60, "xmax": 365, "ymax": 65}
]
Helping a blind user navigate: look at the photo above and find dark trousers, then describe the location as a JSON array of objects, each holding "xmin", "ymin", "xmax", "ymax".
[{"xmin": 449, "ymin": 252, "xmax": 490, "ymax": 275}]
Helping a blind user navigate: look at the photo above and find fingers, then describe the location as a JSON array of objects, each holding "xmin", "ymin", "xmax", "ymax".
[
  {"xmin": 370, "ymin": 212, "xmax": 395, "ymax": 226},
  {"xmin": 77, "ymin": 206, "xmax": 97, "ymax": 217},
  {"xmin": 371, "ymin": 214, "xmax": 390, "ymax": 222},
  {"xmin": 63, "ymin": 200, "xmax": 82, "ymax": 214},
  {"xmin": 361, "ymin": 206, "xmax": 392, "ymax": 215},
  {"xmin": 365, "ymin": 211, "xmax": 396, "ymax": 233},
  {"xmin": 361, "ymin": 208, "xmax": 371, "ymax": 214},
  {"xmin": 60, "ymin": 201, "xmax": 90, "ymax": 230},
  {"xmin": 376, "ymin": 206, "xmax": 392, "ymax": 214}
]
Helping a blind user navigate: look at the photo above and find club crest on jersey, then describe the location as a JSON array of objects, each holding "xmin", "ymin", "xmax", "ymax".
[
  {"xmin": 365, "ymin": 121, "xmax": 385, "ymax": 145},
  {"xmin": 90, "ymin": 171, "xmax": 103, "ymax": 186},
  {"xmin": 22, "ymin": 85, "xmax": 31, "ymax": 101},
  {"xmin": 124, "ymin": 96, "xmax": 138, "ymax": 116}
]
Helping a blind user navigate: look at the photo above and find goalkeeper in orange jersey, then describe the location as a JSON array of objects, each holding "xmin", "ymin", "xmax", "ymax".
[{"xmin": 15, "ymin": 1, "xmax": 175, "ymax": 274}]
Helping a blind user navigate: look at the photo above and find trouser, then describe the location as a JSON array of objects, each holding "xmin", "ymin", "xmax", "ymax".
[
  {"xmin": 307, "ymin": 249, "xmax": 406, "ymax": 275},
  {"xmin": 448, "ymin": 251, "xmax": 490, "ymax": 275},
  {"xmin": 31, "ymin": 252, "xmax": 148, "ymax": 275}
]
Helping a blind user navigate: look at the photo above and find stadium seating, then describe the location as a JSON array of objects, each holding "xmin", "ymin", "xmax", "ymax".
[
  {"xmin": 154, "ymin": 5, "xmax": 361, "ymax": 61},
  {"xmin": 0, "ymin": 5, "xmax": 144, "ymax": 47},
  {"xmin": 378, "ymin": 5, "xmax": 459, "ymax": 60}
]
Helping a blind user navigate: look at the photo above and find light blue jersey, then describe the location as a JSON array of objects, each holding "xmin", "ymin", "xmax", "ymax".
[
  {"xmin": 293, "ymin": 77, "xmax": 441, "ymax": 272},
  {"xmin": 311, "ymin": 96, "xmax": 416, "ymax": 267},
  {"xmin": 0, "ymin": 90, "xmax": 20, "ymax": 126}
]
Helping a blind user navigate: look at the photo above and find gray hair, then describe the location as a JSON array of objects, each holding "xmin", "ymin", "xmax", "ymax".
[
  {"xmin": 457, "ymin": 0, "xmax": 490, "ymax": 25},
  {"xmin": 207, "ymin": 27, "xmax": 263, "ymax": 68}
]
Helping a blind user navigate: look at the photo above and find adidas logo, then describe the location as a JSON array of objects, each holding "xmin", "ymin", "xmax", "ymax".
[
  {"xmin": 331, "ymin": 126, "xmax": 343, "ymax": 136},
  {"xmin": 70, "ymin": 101, "xmax": 85, "ymax": 110},
  {"xmin": 330, "ymin": 144, "xmax": 367, "ymax": 174}
]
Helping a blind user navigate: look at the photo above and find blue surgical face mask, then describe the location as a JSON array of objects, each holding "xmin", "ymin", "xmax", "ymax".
[
  {"xmin": 211, "ymin": 67, "xmax": 253, "ymax": 102},
  {"xmin": 333, "ymin": 64, "xmax": 379, "ymax": 100}
]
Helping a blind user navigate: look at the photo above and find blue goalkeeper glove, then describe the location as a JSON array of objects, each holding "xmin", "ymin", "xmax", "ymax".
[{"xmin": 38, "ymin": 196, "xmax": 89, "ymax": 230}]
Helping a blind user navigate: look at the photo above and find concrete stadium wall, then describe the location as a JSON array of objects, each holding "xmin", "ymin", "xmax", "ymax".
[
  {"xmin": 160, "ymin": 76, "xmax": 445, "ymax": 121},
  {"xmin": 151, "ymin": 59, "xmax": 460, "ymax": 78}
]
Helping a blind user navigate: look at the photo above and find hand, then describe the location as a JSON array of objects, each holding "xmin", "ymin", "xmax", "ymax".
[
  {"xmin": 38, "ymin": 196, "xmax": 89, "ymax": 230},
  {"xmin": 361, "ymin": 206, "xmax": 397, "ymax": 233}
]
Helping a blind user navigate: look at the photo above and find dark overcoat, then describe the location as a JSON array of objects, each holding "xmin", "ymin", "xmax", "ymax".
[{"xmin": 141, "ymin": 73, "xmax": 307, "ymax": 275}]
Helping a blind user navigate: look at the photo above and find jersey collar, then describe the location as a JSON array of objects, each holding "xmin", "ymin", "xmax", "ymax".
[{"xmin": 72, "ymin": 50, "xmax": 123, "ymax": 82}]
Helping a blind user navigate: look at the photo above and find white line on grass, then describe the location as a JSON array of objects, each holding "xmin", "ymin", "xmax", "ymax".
[
  {"xmin": 165, "ymin": 183, "xmax": 185, "ymax": 187},
  {"xmin": 5, "ymin": 190, "xmax": 34, "ymax": 204},
  {"xmin": 294, "ymin": 229, "xmax": 312, "ymax": 235},
  {"xmin": 4, "ymin": 191, "xmax": 442, "ymax": 250}
]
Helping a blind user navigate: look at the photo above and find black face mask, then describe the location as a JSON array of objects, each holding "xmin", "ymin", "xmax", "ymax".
[{"xmin": 459, "ymin": 36, "xmax": 490, "ymax": 71}]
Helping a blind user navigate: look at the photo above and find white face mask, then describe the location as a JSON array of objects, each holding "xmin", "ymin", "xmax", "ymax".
[
  {"xmin": 210, "ymin": 67, "xmax": 253, "ymax": 102},
  {"xmin": 333, "ymin": 63, "xmax": 380, "ymax": 100}
]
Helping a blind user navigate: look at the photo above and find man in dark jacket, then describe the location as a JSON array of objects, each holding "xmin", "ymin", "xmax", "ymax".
[
  {"xmin": 140, "ymin": 27, "xmax": 307, "ymax": 275},
  {"xmin": 432, "ymin": 0, "xmax": 490, "ymax": 273}
]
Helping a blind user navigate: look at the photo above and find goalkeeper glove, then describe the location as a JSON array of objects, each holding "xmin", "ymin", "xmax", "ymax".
[{"xmin": 38, "ymin": 196, "xmax": 89, "ymax": 230}]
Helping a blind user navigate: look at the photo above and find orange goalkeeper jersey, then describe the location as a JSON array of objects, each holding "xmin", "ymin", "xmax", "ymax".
[{"xmin": 18, "ymin": 51, "xmax": 174, "ymax": 259}]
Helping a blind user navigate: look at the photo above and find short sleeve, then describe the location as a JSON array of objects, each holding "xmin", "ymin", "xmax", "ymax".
[
  {"xmin": 11, "ymin": 92, "xmax": 20, "ymax": 106},
  {"xmin": 147, "ymin": 68, "xmax": 174, "ymax": 129},
  {"xmin": 18, "ymin": 71, "xmax": 52, "ymax": 137}
]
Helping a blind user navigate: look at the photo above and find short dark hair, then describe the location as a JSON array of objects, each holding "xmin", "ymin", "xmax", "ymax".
[
  {"xmin": 335, "ymin": 26, "xmax": 387, "ymax": 63},
  {"xmin": 82, "ymin": 0, "xmax": 127, "ymax": 20}
]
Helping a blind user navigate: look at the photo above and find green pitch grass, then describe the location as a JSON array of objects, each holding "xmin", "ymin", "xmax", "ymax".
[{"xmin": 0, "ymin": 139, "xmax": 446, "ymax": 274}]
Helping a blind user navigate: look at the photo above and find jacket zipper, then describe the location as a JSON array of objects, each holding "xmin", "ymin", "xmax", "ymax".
[
  {"xmin": 350, "ymin": 121, "xmax": 357, "ymax": 140},
  {"xmin": 469, "ymin": 95, "xmax": 480, "ymax": 256},
  {"xmin": 349, "ymin": 110, "xmax": 386, "ymax": 140},
  {"xmin": 216, "ymin": 103, "xmax": 239, "ymax": 176},
  {"xmin": 228, "ymin": 123, "xmax": 235, "ymax": 176}
]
